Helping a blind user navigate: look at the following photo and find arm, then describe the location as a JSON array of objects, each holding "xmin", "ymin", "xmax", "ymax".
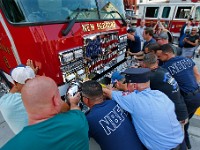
[
  {"xmin": 159, "ymin": 22, "xmax": 165, "ymax": 30},
  {"xmin": 103, "ymin": 88, "xmax": 112, "ymax": 99},
  {"xmin": 184, "ymin": 38, "xmax": 199, "ymax": 46},
  {"xmin": 111, "ymin": 91, "xmax": 134, "ymax": 113},
  {"xmin": 9, "ymin": 85, "xmax": 20, "ymax": 93},
  {"xmin": 193, "ymin": 65, "xmax": 200, "ymax": 83},
  {"xmin": 103, "ymin": 88, "xmax": 134, "ymax": 113},
  {"xmin": 128, "ymin": 50, "xmax": 144, "ymax": 56},
  {"xmin": 153, "ymin": 22, "xmax": 158, "ymax": 31},
  {"xmin": 26, "ymin": 59, "xmax": 39, "ymax": 74},
  {"xmin": 60, "ymin": 101, "xmax": 70, "ymax": 112}
]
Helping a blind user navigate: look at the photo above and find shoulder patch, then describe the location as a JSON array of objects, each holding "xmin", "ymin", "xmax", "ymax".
[{"xmin": 122, "ymin": 91, "xmax": 131, "ymax": 96}]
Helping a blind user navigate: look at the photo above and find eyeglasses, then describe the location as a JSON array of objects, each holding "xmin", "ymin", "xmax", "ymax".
[
  {"xmin": 113, "ymin": 80, "xmax": 126, "ymax": 88},
  {"xmin": 191, "ymin": 30, "xmax": 197, "ymax": 31},
  {"xmin": 112, "ymin": 82, "xmax": 117, "ymax": 88},
  {"xmin": 122, "ymin": 80, "xmax": 127, "ymax": 84}
]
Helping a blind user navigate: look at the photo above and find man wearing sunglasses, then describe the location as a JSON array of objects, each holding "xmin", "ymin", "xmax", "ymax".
[
  {"xmin": 111, "ymin": 71, "xmax": 127, "ymax": 91},
  {"xmin": 182, "ymin": 26, "xmax": 199, "ymax": 58}
]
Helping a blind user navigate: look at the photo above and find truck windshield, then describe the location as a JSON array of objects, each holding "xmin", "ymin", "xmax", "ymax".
[
  {"xmin": 126, "ymin": 10, "xmax": 135, "ymax": 17},
  {"xmin": 1, "ymin": 0, "xmax": 125, "ymax": 24},
  {"xmin": 97, "ymin": 0, "xmax": 125, "ymax": 19}
]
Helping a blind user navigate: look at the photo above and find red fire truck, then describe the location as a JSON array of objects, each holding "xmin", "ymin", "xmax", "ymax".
[
  {"xmin": 123, "ymin": 0, "xmax": 137, "ymax": 11},
  {"xmin": 137, "ymin": 0, "xmax": 200, "ymax": 44},
  {"xmin": 123, "ymin": 0, "xmax": 137, "ymax": 25},
  {"xmin": 0, "ymin": 0, "xmax": 128, "ymax": 97}
]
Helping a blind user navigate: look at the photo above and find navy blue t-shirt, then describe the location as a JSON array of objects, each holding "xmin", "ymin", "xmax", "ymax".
[
  {"xmin": 127, "ymin": 35, "xmax": 141, "ymax": 53},
  {"xmin": 142, "ymin": 38, "xmax": 156, "ymax": 51},
  {"xmin": 86, "ymin": 100, "xmax": 144, "ymax": 150},
  {"xmin": 162, "ymin": 56, "xmax": 199, "ymax": 93},
  {"xmin": 150, "ymin": 67, "xmax": 188, "ymax": 121}
]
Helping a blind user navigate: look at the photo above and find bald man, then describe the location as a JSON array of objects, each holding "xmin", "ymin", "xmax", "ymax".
[{"xmin": 1, "ymin": 76, "xmax": 89, "ymax": 150}]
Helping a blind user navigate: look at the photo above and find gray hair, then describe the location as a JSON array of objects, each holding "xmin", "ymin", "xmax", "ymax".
[
  {"xmin": 143, "ymin": 53, "xmax": 157, "ymax": 66},
  {"xmin": 192, "ymin": 26, "xmax": 199, "ymax": 32}
]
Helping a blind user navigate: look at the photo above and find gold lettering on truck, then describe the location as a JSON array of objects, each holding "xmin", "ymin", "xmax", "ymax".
[
  {"xmin": 98, "ymin": 21, "xmax": 115, "ymax": 30},
  {"xmin": 90, "ymin": 24, "xmax": 95, "ymax": 31},
  {"xmin": 3, "ymin": 56, "xmax": 11, "ymax": 69},
  {"xmin": 82, "ymin": 21, "xmax": 116, "ymax": 32},
  {"xmin": 82, "ymin": 24, "xmax": 91, "ymax": 32},
  {"xmin": 176, "ymin": 25, "xmax": 182, "ymax": 28},
  {"xmin": 0, "ymin": 43, "xmax": 11, "ymax": 55}
]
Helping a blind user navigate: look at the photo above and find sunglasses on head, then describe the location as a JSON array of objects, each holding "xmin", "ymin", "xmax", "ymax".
[
  {"xmin": 112, "ymin": 82, "xmax": 117, "ymax": 88},
  {"xmin": 113, "ymin": 80, "xmax": 126, "ymax": 87},
  {"xmin": 122, "ymin": 80, "xmax": 127, "ymax": 84},
  {"xmin": 156, "ymin": 38, "xmax": 162, "ymax": 41}
]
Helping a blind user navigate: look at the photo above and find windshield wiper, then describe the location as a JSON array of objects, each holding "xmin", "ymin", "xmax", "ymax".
[
  {"xmin": 109, "ymin": 10, "xmax": 127, "ymax": 27},
  {"xmin": 62, "ymin": 8, "xmax": 89, "ymax": 36}
]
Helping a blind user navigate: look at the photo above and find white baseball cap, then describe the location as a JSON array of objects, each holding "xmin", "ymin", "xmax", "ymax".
[{"xmin": 11, "ymin": 65, "xmax": 35, "ymax": 84}]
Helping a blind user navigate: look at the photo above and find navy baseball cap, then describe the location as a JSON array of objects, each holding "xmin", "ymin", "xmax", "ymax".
[
  {"xmin": 111, "ymin": 71, "xmax": 125, "ymax": 84},
  {"xmin": 123, "ymin": 68, "xmax": 151, "ymax": 83},
  {"xmin": 127, "ymin": 28, "xmax": 136, "ymax": 33}
]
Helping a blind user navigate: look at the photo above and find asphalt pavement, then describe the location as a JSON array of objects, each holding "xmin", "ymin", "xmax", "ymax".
[
  {"xmin": 1, "ymin": 52, "xmax": 200, "ymax": 149},
  {"xmin": 188, "ymin": 49, "xmax": 200, "ymax": 150}
]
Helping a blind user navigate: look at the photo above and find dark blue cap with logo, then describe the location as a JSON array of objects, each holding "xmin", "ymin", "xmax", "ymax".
[
  {"xmin": 123, "ymin": 68, "xmax": 151, "ymax": 83},
  {"xmin": 111, "ymin": 71, "xmax": 125, "ymax": 84}
]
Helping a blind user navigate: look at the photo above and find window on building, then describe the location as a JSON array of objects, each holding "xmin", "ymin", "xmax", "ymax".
[
  {"xmin": 162, "ymin": 7, "xmax": 171, "ymax": 18},
  {"xmin": 175, "ymin": 7, "xmax": 191, "ymax": 19},
  {"xmin": 145, "ymin": 7, "xmax": 159, "ymax": 18},
  {"xmin": 195, "ymin": 6, "xmax": 200, "ymax": 21}
]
